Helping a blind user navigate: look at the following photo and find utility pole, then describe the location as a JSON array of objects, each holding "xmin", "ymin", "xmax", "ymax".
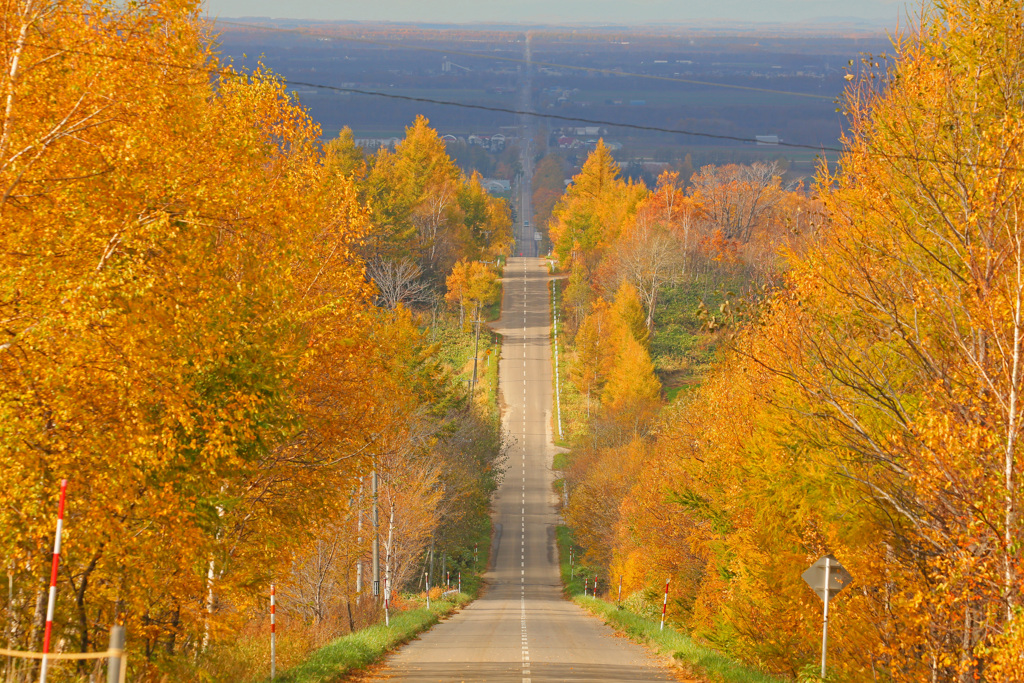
[
  {"xmin": 372, "ymin": 470, "xmax": 380, "ymax": 599},
  {"xmin": 471, "ymin": 300, "xmax": 482, "ymax": 395},
  {"xmin": 428, "ymin": 537, "xmax": 435, "ymax": 587},
  {"xmin": 385, "ymin": 501, "xmax": 394, "ymax": 626}
]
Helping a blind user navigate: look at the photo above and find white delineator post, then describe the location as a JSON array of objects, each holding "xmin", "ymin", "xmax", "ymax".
[
  {"xmin": 552, "ymin": 281, "xmax": 564, "ymax": 440},
  {"xmin": 660, "ymin": 577, "xmax": 670, "ymax": 632},
  {"xmin": 270, "ymin": 584, "xmax": 276, "ymax": 680},
  {"xmin": 617, "ymin": 575, "xmax": 623, "ymax": 606},
  {"xmin": 821, "ymin": 558, "xmax": 831, "ymax": 679},
  {"xmin": 40, "ymin": 479, "xmax": 68, "ymax": 683}
]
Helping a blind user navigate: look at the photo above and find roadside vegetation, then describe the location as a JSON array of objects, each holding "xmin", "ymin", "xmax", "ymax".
[
  {"xmin": 0, "ymin": 2, "xmax": 509, "ymax": 680},
  {"xmin": 550, "ymin": 1, "xmax": 1024, "ymax": 679},
  {"xmin": 273, "ymin": 594, "xmax": 470, "ymax": 683},
  {"xmin": 556, "ymin": 528, "xmax": 782, "ymax": 683}
]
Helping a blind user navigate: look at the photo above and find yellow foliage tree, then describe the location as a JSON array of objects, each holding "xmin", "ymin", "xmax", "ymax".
[
  {"xmin": 0, "ymin": 0, "xmax": 467, "ymax": 675},
  {"xmin": 445, "ymin": 259, "xmax": 499, "ymax": 328},
  {"xmin": 589, "ymin": 1, "xmax": 1024, "ymax": 680},
  {"xmin": 548, "ymin": 140, "xmax": 646, "ymax": 268}
]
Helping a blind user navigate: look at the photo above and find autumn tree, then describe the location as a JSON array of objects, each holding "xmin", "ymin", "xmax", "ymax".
[
  {"xmin": 548, "ymin": 140, "xmax": 646, "ymax": 268},
  {"xmin": 769, "ymin": 1, "xmax": 1024, "ymax": 674},
  {"xmin": 531, "ymin": 152, "xmax": 565, "ymax": 233},
  {"xmin": 609, "ymin": 281, "xmax": 648, "ymax": 349},
  {"xmin": 0, "ymin": 2, "xmax": 507, "ymax": 678},
  {"xmin": 324, "ymin": 127, "xmax": 366, "ymax": 177},
  {"xmin": 564, "ymin": 2, "xmax": 1024, "ymax": 680},
  {"xmin": 689, "ymin": 161, "xmax": 784, "ymax": 242},
  {"xmin": 568, "ymin": 282, "xmax": 659, "ymax": 429},
  {"xmin": 455, "ymin": 172, "xmax": 513, "ymax": 261},
  {"xmin": 367, "ymin": 257, "xmax": 432, "ymax": 309},
  {"xmin": 445, "ymin": 259, "xmax": 500, "ymax": 328},
  {"xmin": 569, "ymin": 299, "xmax": 616, "ymax": 418},
  {"xmin": 608, "ymin": 172, "xmax": 697, "ymax": 334},
  {"xmin": 363, "ymin": 117, "xmax": 511, "ymax": 283}
]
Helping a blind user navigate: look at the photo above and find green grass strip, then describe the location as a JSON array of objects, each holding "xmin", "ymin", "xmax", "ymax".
[
  {"xmin": 275, "ymin": 595, "xmax": 470, "ymax": 683},
  {"xmin": 573, "ymin": 597, "xmax": 782, "ymax": 683},
  {"xmin": 556, "ymin": 527, "xmax": 781, "ymax": 683}
]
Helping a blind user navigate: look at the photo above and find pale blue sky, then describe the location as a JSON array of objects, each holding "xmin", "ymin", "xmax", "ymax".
[{"xmin": 204, "ymin": 0, "xmax": 909, "ymax": 27}]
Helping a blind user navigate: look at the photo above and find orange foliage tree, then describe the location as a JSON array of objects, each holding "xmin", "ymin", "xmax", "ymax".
[
  {"xmin": 0, "ymin": 1, "xmax": 507, "ymax": 678},
  {"xmin": 572, "ymin": 1, "xmax": 1024, "ymax": 680}
]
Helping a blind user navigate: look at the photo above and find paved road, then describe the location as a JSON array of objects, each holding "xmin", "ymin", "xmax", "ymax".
[
  {"xmin": 516, "ymin": 31, "xmax": 537, "ymax": 258},
  {"xmin": 365, "ymin": 258, "xmax": 673, "ymax": 682}
]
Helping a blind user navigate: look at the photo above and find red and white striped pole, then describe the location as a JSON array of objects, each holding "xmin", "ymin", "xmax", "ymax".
[
  {"xmin": 659, "ymin": 577, "xmax": 670, "ymax": 631},
  {"xmin": 458, "ymin": 571, "xmax": 462, "ymax": 594},
  {"xmin": 270, "ymin": 584, "xmax": 276, "ymax": 680},
  {"xmin": 40, "ymin": 479, "xmax": 68, "ymax": 683}
]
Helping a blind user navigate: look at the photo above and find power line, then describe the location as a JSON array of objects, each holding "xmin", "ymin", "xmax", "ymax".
[
  {"xmin": 210, "ymin": 19, "xmax": 837, "ymax": 102},
  {"xmin": 3, "ymin": 36, "xmax": 841, "ymax": 152},
  {"xmin": 7, "ymin": 38, "xmax": 1022, "ymax": 172},
  {"xmin": 287, "ymin": 77, "xmax": 841, "ymax": 152}
]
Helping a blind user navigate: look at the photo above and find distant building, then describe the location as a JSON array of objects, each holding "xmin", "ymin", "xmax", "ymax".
[
  {"xmin": 756, "ymin": 135, "xmax": 780, "ymax": 146},
  {"xmin": 354, "ymin": 137, "xmax": 401, "ymax": 150},
  {"xmin": 464, "ymin": 133, "xmax": 506, "ymax": 152},
  {"xmin": 480, "ymin": 178, "xmax": 511, "ymax": 193}
]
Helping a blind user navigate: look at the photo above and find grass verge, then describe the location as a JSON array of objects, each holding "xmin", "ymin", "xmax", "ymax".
[
  {"xmin": 273, "ymin": 516, "xmax": 492, "ymax": 683},
  {"xmin": 549, "ymin": 278, "xmax": 572, "ymax": 449},
  {"xmin": 274, "ymin": 595, "xmax": 470, "ymax": 683},
  {"xmin": 483, "ymin": 271, "xmax": 503, "ymax": 322},
  {"xmin": 555, "ymin": 526, "xmax": 782, "ymax": 683}
]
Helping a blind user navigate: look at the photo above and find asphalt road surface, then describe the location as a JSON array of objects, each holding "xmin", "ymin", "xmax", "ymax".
[
  {"xmin": 365, "ymin": 258, "xmax": 673, "ymax": 682},
  {"xmin": 515, "ymin": 31, "xmax": 537, "ymax": 259}
]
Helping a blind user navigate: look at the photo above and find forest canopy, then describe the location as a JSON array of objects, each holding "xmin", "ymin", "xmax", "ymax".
[
  {"xmin": 556, "ymin": 0, "xmax": 1024, "ymax": 680},
  {"xmin": 0, "ymin": 1, "xmax": 509, "ymax": 679}
]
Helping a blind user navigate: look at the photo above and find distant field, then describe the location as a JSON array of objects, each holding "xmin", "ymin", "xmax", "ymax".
[
  {"xmin": 379, "ymin": 87, "xmax": 517, "ymax": 104},
  {"xmin": 304, "ymin": 83, "xmax": 834, "ymax": 113},
  {"xmin": 561, "ymin": 85, "xmax": 834, "ymax": 108}
]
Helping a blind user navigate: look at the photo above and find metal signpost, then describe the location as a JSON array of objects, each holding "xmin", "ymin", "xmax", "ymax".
[{"xmin": 801, "ymin": 555, "xmax": 853, "ymax": 679}]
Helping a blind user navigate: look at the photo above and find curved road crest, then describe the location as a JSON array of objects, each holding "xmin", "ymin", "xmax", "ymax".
[{"xmin": 365, "ymin": 258, "xmax": 674, "ymax": 682}]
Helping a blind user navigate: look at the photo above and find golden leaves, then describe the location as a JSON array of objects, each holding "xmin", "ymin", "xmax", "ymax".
[{"xmin": 0, "ymin": 0, "xmax": 396, "ymax": 666}]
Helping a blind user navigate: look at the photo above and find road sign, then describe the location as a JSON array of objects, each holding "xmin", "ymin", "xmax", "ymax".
[
  {"xmin": 802, "ymin": 555, "xmax": 853, "ymax": 679},
  {"xmin": 534, "ymin": 231, "xmax": 542, "ymax": 240},
  {"xmin": 801, "ymin": 554, "xmax": 852, "ymax": 601}
]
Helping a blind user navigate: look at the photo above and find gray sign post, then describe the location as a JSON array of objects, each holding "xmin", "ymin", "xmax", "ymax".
[{"xmin": 801, "ymin": 555, "xmax": 852, "ymax": 679}]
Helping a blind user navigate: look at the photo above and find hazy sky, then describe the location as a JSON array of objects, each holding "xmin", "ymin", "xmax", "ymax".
[{"xmin": 205, "ymin": 0, "xmax": 909, "ymax": 27}]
